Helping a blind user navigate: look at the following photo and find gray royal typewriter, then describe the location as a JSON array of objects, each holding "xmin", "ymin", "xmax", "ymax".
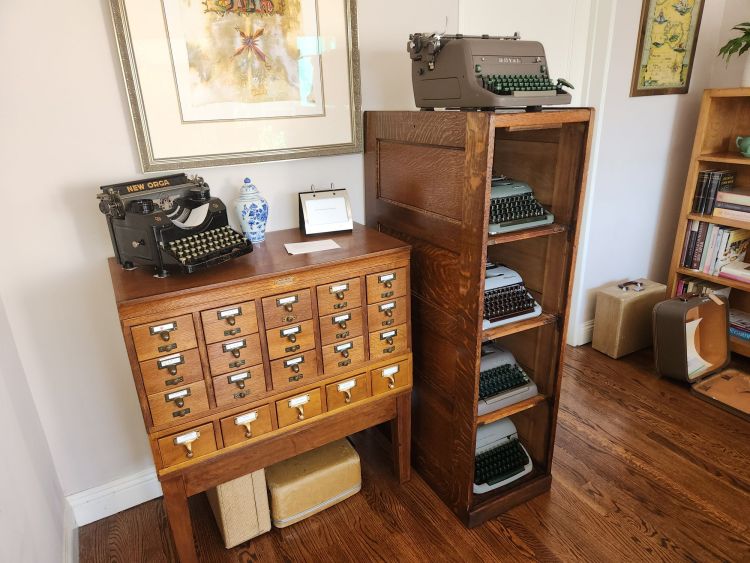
[{"xmin": 407, "ymin": 33, "xmax": 573, "ymax": 111}]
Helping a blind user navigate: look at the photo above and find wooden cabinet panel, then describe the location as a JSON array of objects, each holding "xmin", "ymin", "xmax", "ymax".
[
  {"xmin": 366, "ymin": 268, "xmax": 407, "ymax": 304},
  {"xmin": 322, "ymin": 336, "xmax": 365, "ymax": 375},
  {"xmin": 212, "ymin": 365, "xmax": 266, "ymax": 408},
  {"xmin": 201, "ymin": 300, "xmax": 258, "ymax": 344},
  {"xmin": 325, "ymin": 373, "xmax": 369, "ymax": 411},
  {"xmin": 371, "ymin": 360, "xmax": 411, "ymax": 396},
  {"xmin": 220, "ymin": 404, "xmax": 274, "ymax": 447},
  {"xmin": 319, "ymin": 308, "xmax": 364, "ymax": 346},
  {"xmin": 265, "ymin": 319, "xmax": 316, "ymax": 360},
  {"xmin": 367, "ymin": 297, "xmax": 407, "ymax": 332},
  {"xmin": 148, "ymin": 381, "xmax": 210, "ymax": 427},
  {"xmin": 131, "ymin": 315, "xmax": 197, "ymax": 361},
  {"xmin": 316, "ymin": 277, "xmax": 362, "ymax": 315},
  {"xmin": 275, "ymin": 388, "xmax": 323, "ymax": 428},
  {"xmin": 206, "ymin": 333, "xmax": 263, "ymax": 376},
  {"xmin": 158, "ymin": 423, "xmax": 217, "ymax": 468},
  {"xmin": 139, "ymin": 348, "xmax": 203, "ymax": 395},
  {"xmin": 261, "ymin": 289, "xmax": 312, "ymax": 329},
  {"xmin": 269, "ymin": 349, "xmax": 319, "ymax": 392},
  {"xmin": 368, "ymin": 325, "xmax": 408, "ymax": 360}
]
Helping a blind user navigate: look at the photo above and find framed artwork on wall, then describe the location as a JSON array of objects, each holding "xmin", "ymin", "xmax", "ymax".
[
  {"xmin": 630, "ymin": 0, "xmax": 705, "ymax": 97},
  {"xmin": 110, "ymin": 0, "xmax": 361, "ymax": 172}
]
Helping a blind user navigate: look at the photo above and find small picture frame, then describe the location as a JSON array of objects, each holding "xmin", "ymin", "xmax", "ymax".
[{"xmin": 298, "ymin": 188, "xmax": 354, "ymax": 236}]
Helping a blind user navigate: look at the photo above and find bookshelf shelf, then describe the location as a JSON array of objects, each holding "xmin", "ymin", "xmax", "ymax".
[
  {"xmin": 675, "ymin": 268, "xmax": 750, "ymax": 292},
  {"xmin": 730, "ymin": 336, "xmax": 750, "ymax": 355},
  {"xmin": 481, "ymin": 313, "xmax": 558, "ymax": 341},
  {"xmin": 686, "ymin": 213, "xmax": 750, "ymax": 230},
  {"xmin": 476, "ymin": 394, "xmax": 546, "ymax": 426},
  {"xmin": 486, "ymin": 223, "xmax": 567, "ymax": 246},
  {"xmin": 697, "ymin": 152, "xmax": 750, "ymax": 165}
]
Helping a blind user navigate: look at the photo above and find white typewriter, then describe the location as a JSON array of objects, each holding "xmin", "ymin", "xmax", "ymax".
[
  {"xmin": 483, "ymin": 263, "xmax": 542, "ymax": 329},
  {"xmin": 478, "ymin": 343, "xmax": 538, "ymax": 416},
  {"xmin": 474, "ymin": 418, "xmax": 533, "ymax": 494}
]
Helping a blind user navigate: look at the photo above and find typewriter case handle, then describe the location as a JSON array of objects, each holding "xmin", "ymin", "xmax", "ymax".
[{"xmin": 618, "ymin": 281, "xmax": 644, "ymax": 292}]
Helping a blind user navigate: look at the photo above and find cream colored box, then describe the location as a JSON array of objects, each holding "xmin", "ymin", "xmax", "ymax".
[
  {"xmin": 265, "ymin": 439, "xmax": 361, "ymax": 528},
  {"xmin": 206, "ymin": 469, "xmax": 271, "ymax": 549},
  {"xmin": 592, "ymin": 279, "xmax": 666, "ymax": 359}
]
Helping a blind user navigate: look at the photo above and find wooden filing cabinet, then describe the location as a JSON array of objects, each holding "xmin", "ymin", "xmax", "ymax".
[{"xmin": 107, "ymin": 225, "xmax": 412, "ymax": 563}]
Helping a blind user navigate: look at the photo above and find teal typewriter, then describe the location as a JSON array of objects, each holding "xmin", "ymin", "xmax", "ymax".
[
  {"xmin": 474, "ymin": 418, "xmax": 533, "ymax": 494},
  {"xmin": 478, "ymin": 342, "xmax": 538, "ymax": 416},
  {"xmin": 489, "ymin": 176, "xmax": 554, "ymax": 235}
]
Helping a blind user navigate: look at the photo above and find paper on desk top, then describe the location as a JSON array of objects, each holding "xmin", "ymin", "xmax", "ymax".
[{"xmin": 284, "ymin": 239, "xmax": 341, "ymax": 255}]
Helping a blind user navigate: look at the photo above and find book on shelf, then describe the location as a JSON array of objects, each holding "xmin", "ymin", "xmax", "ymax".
[
  {"xmin": 692, "ymin": 170, "xmax": 711, "ymax": 213},
  {"xmin": 719, "ymin": 260, "xmax": 750, "ymax": 283},
  {"xmin": 713, "ymin": 206, "xmax": 750, "ymax": 222},
  {"xmin": 681, "ymin": 221, "xmax": 750, "ymax": 274},
  {"xmin": 676, "ymin": 277, "xmax": 731, "ymax": 297},
  {"xmin": 729, "ymin": 326, "xmax": 750, "ymax": 341},
  {"xmin": 716, "ymin": 187, "xmax": 750, "ymax": 207},
  {"xmin": 693, "ymin": 170, "xmax": 734, "ymax": 214},
  {"xmin": 730, "ymin": 308, "xmax": 750, "ymax": 331}
]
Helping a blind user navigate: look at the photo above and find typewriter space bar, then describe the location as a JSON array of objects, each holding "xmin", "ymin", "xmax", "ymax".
[
  {"xmin": 487, "ymin": 465, "xmax": 525, "ymax": 485},
  {"xmin": 512, "ymin": 90, "xmax": 556, "ymax": 97}
]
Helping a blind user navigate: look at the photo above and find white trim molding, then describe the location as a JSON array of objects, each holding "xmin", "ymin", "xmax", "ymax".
[
  {"xmin": 571, "ymin": 320, "xmax": 595, "ymax": 347},
  {"xmin": 67, "ymin": 468, "xmax": 162, "ymax": 527},
  {"xmin": 63, "ymin": 499, "xmax": 79, "ymax": 563}
]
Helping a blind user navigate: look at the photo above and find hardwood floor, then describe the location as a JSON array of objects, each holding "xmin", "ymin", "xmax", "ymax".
[{"xmin": 79, "ymin": 346, "xmax": 750, "ymax": 562}]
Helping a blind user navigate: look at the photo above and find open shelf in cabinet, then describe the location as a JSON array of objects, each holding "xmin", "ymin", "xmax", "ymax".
[
  {"xmin": 686, "ymin": 213, "xmax": 750, "ymax": 230},
  {"xmin": 476, "ymin": 395, "xmax": 547, "ymax": 426},
  {"xmin": 676, "ymin": 267, "xmax": 750, "ymax": 292},
  {"xmin": 698, "ymin": 152, "xmax": 750, "ymax": 166},
  {"xmin": 487, "ymin": 223, "xmax": 567, "ymax": 246}
]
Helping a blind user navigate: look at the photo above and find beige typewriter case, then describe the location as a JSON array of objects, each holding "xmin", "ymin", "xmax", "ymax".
[{"xmin": 592, "ymin": 279, "xmax": 666, "ymax": 359}]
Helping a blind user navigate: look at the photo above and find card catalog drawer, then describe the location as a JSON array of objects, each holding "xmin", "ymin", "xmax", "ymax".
[
  {"xmin": 319, "ymin": 308, "xmax": 364, "ymax": 346},
  {"xmin": 212, "ymin": 365, "xmax": 266, "ymax": 408},
  {"xmin": 220, "ymin": 405, "xmax": 274, "ymax": 447},
  {"xmin": 366, "ymin": 268, "xmax": 407, "ymax": 304},
  {"xmin": 262, "ymin": 289, "xmax": 312, "ymax": 330},
  {"xmin": 316, "ymin": 278, "xmax": 362, "ymax": 316},
  {"xmin": 276, "ymin": 389, "xmax": 323, "ymax": 428},
  {"xmin": 148, "ymin": 382, "xmax": 210, "ymax": 427},
  {"xmin": 369, "ymin": 325, "xmax": 408, "ymax": 360},
  {"xmin": 140, "ymin": 348, "xmax": 204, "ymax": 395},
  {"xmin": 131, "ymin": 315, "xmax": 197, "ymax": 362},
  {"xmin": 325, "ymin": 373, "xmax": 369, "ymax": 411},
  {"xmin": 201, "ymin": 301, "xmax": 258, "ymax": 345},
  {"xmin": 371, "ymin": 360, "xmax": 411, "ymax": 395},
  {"xmin": 207, "ymin": 333, "xmax": 263, "ymax": 376},
  {"xmin": 367, "ymin": 297, "xmax": 408, "ymax": 332},
  {"xmin": 270, "ymin": 350, "xmax": 319, "ymax": 393},
  {"xmin": 265, "ymin": 319, "xmax": 316, "ymax": 360},
  {"xmin": 159, "ymin": 423, "xmax": 216, "ymax": 468},
  {"xmin": 322, "ymin": 336, "xmax": 365, "ymax": 376}
]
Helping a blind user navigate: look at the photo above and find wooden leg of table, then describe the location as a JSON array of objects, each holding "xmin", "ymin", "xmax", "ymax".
[
  {"xmin": 161, "ymin": 476, "xmax": 198, "ymax": 563},
  {"xmin": 391, "ymin": 392, "xmax": 412, "ymax": 483}
]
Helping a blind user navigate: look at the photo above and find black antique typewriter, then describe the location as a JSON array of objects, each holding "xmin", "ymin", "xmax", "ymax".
[
  {"xmin": 474, "ymin": 418, "xmax": 532, "ymax": 494},
  {"xmin": 407, "ymin": 33, "xmax": 573, "ymax": 111},
  {"xmin": 478, "ymin": 342, "xmax": 538, "ymax": 416},
  {"xmin": 489, "ymin": 176, "xmax": 554, "ymax": 234},
  {"xmin": 98, "ymin": 174, "xmax": 252, "ymax": 277},
  {"xmin": 483, "ymin": 263, "xmax": 542, "ymax": 329}
]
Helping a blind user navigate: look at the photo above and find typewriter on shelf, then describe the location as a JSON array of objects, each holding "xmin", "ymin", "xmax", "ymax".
[
  {"xmin": 97, "ymin": 173, "xmax": 252, "ymax": 278},
  {"xmin": 483, "ymin": 263, "xmax": 542, "ymax": 330},
  {"xmin": 407, "ymin": 33, "xmax": 573, "ymax": 111},
  {"xmin": 478, "ymin": 342, "xmax": 538, "ymax": 416},
  {"xmin": 474, "ymin": 418, "xmax": 533, "ymax": 494},
  {"xmin": 489, "ymin": 176, "xmax": 554, "ymax": 235}
]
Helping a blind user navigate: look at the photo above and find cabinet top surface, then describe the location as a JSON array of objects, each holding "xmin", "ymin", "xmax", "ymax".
[
  {"xmin": 108, "ymin": 224, "xmax": 409, "ymax": 305},
  {"xmin": 365, "ymin": 107, "xmax": 592, "ymax": 122}
]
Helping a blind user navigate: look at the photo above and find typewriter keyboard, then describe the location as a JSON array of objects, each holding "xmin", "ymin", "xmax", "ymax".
[
  {"xmin": 474, "ymin": 438, "xmax": 530, "ymax": 487},
  {"xmin": 480, "ymin": 74, "xmax": 556, "ymax": 96},
  {"xmin": 490, "ymin": 192, "xmax": 548, "ymax": 228},
  {"xmin": 166, "ymin": 226, "xmax": 250, "ymax": 267},
  {"xmin": 483, "ymin": 284, "xmax": 536, "ymax": 323},
  {"xmin": 479, "ymin": 364, "xmax": 531, "ymax": 401}
]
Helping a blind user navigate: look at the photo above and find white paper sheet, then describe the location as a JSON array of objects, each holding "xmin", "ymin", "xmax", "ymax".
[
  {"xmin": 685, "ymin": 318, "xmax": 711, "ymax": 379},
  {"xmin": 284, "ymin": 239, "xmax": 341, "ymax": 255},
  {"xmin": 305, "ymin": 198, "xmax": 348, "ymax": 226}
]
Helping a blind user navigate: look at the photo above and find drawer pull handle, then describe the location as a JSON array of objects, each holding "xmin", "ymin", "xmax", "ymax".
[
  {"xmin": 288, "ymin": 334, "xmax": 297, "ymax": 343},
  {"xmin": 236, "ymin": 380, "xmax": 246, "ymax": 390},
  {"xmin": 339, "ymin": 321, "xmax": 348, "ymax": 329},
  {"xmin": 335, "ymin": 291, "xmax": 345, "ymax": 300},
  {"xmin": 164, "ymin": 376, "xmax": 183, "ymax": 387},
  {"xmin": 385, "ymin": 309, "xmax": 393, "ymax": 318},
  {"xmin": 384, "ymin": 375, "xmax": 396, "ymax": 389},
  {"xmin": 234, "ymin": 411, "xmax": 258, "ymax": 438},
  {"xmin": 243, "ymin": 424, "xmax": 253, "ymax": 438},
  {"xmin": 284, "ymin": 304, "xmax": 294, "ymax": 312},
  {"xmin": 167, "ymin": 366, "xmax": 178, "ymax": 376},
  {"xmin": 175, "ymin": 398, "xmax": 185, "ymax": 408},
  {"xmin": 173, "ymin": 430, "xmax": 200, "ymax": 459},
  {"xmin": 227, "ymin": 316, "xmax": 236, "ymax": 326},
  {"xmin": 343, "ymin": 389, "xmax": 352, "ymax": 403},
  {"xmin": 232, "ymin": 349, "xmax": 241, "ymax": 358},
  {"xmin": 296, "ymin": 406, "xmax": 305, "ymax": 420},
  {"xmin": 291, "ymin": 364, "xmax": 300, "ymax": 373},
  {"xmin": 160, "ymin": 331, "xmax": 171, "ymax": 342},
  {"xmin": 384, "ymin": 280, "xmax": 393, "ymax": 289},
  {"xmin": 386, "ymin": 337, "xmax": 394, "ymax": 345},
  {"xmin": 341, "ymin": 350, "xmax": 349, "ymax": 358}
]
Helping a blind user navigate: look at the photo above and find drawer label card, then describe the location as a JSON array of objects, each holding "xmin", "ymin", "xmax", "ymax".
[
  {"xmin": 379, "ymin": 302, "xmax": 396, "ymax": 312},
  {"xmin": 150, "ymin": 321, "xmax": 176, "ymax": 335},
  {"xmin": 378, "ymin": 273, "xmax": 396, "ymax": 283},
  {"xmin": 284, "ymin": 356, "xmax": 305, "ymax": 367},
  {"xmin": 235, "ymin": 411, "xmax": 258, "ymax": 425},
  {"xmin": 223, "ymin": 340, "xmax": 247, "ymax": 352},
  {"xmin": 166, "ymin": 388, "xmax": 190, "ymax": 401},
  {"xmin": 381, "ymin": 330, "xmax": 398, "ymax": 340},
  {"xmin": 333, "ymin": 313, "xmax": 351, "ymax": 324},
  {"xmin": 218, "ymin": 307, "xmax": 242, "ymax": 319},
  {"xmin": 228, "ymin": 372, "xmax": 250, "ymax": 383},
  {"xmin": 337, "ymin": 380, "xmax": 357, "ymax": 393},
  {"xmin": 158, "ymin": 354, "xmax": 184, "ymax": 369},
  {"xmin": 288, "ymin": 394, "xmax": 310, "ymax": 408},
  {"xmin": 276, "ymin": 295, "xmax": 299, "ymax": 306},
  {"xmin": 335, "ymin": 342, "xmax": 353, "ymax": 353},
  {"xmin": 173, "ymin": 431, "xmax": 200, "ymax": 445},
  {"xmin": 383, "ymin": 365, "xmax": 400, "ymax": 377},
  {"xmin": 281, "ymin": 326, "xmax": 301, "ymax": 337},
  {"xmin": 330, "ymin": 283, "xmax": 349, "ymax": 293}
]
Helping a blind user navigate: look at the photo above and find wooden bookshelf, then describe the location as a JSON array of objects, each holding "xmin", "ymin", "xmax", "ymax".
[
  {"xmin": 364, "ymin": 109, "xmax": 593, "ymax": 527},
  {"xmin": 667, "ymin": 88, "xmax": 750, "ymax": 357}
]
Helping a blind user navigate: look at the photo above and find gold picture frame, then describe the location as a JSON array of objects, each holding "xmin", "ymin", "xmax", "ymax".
[
  {"xmin": 630, "ymin": 0, "xmax": 704, "ymax": 97},
  {"xmin": 110, "ymin": 0, "xmax": 362, "ymax": 172}
]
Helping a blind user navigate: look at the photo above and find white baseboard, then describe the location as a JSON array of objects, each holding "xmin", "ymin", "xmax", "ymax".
[
  {"xmin": 63, "ymin": 499, "xmax": 79, "ymax": 563},
  {"xmin": 67, "ymin": 467, "xmax": 162, "ymax": 527},
  {"xmin": 570, "ymin": 320, "xmax": 595, "ymax": 347}
]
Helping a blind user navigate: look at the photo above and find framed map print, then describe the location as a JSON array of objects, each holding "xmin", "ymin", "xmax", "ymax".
[
  {"xmin": 630, "ymin": 0, "xmax": 705, "ymax": 97},
  {"xmin": 110, "ymin": 0, "xmax": 361, "ymax": 172}
]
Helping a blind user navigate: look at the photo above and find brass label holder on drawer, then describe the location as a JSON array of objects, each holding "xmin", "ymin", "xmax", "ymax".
[
  {"xmin": 173, "ymin": 430, "xmax": 200, "ymax": 458},
  {"xmin": 379, "ymin": 273, "xmax": 396, "ymax": 287},
  {"xmin": 226, "ymin": 371, "xmax": 251, "ymax": 390},
  {"xmin": 217, "ymin": 306, "xmax": 242, "ymax": 326},
  {"xmin": 150, "ymin": 321, "xmax": 177, "ymax": 341},
  {"xmin": 382, "ymin": 365, "xmax": 400, "ymax": 389},
  {"xmin": 333, "ymin": 313, "xmax": 351, "ymax": 330},
  {"xmin": 380, "ymin": 302, "xmax": 396, "ymax": 317},
  {"xmin": 288, "ymin": 394, "xmax": 310, "ymax": 420},
  {"xmin": 165, "ymin": 388, "xmax": 191, "ymax": 408},
  {"xmin": 276, "ymin": 295, "xmax": 299, "ymax": 312},
  {"xmin": 335, "ymin": 341, "xmax": 353, "ymax": 358},
  {"xmin": 157, "ymin": 353, "xmax": 185, "ymax": 376},
  {"xmin": 222, "ymin": 339, "xmax": 247, "ymax": 358},
  {"xmin": 234, "ymin": 411, "xmax": 258, "ymax": 438},
  {"xmin": 280, "ymin": 325, "xmax": 301, "ymax": 343},
  {"xmin": 337, "ymin": 379, "xmax": 357, "ymax": 403},
  {"xmin": 284, "ymin": 355, "xmax": 305, "ymax": 373},
  {"xmin": 380, "ymin": 329, "xmax": 397, "ymax": 345},
  {"xmin": 330, "ymin": 283, "xmax": 350, "ymax": 300}
]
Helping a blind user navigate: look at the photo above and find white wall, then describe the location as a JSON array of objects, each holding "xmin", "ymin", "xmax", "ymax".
[
  {"xmin": 568, "ymin": 0, "xmax": 732, "ymax": 345},
  {"xmin": 710, "ymin": 0, "xmax": 750, "ymax": 87}
]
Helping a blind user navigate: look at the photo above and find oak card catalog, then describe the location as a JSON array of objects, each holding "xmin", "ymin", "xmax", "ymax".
[{"xmin": 110, "ymin": 0, "xmax": 362, "ymax": 172}]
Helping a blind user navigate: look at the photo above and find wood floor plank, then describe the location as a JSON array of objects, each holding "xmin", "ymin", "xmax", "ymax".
[{"xmin": 79, "ymin": 346, "xmax": 750, "ymax": 562}]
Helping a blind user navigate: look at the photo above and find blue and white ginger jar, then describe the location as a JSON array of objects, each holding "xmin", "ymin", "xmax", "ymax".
[{"xmin": 234, "ymin": 178, "xmax": 269, "ymax": 243}]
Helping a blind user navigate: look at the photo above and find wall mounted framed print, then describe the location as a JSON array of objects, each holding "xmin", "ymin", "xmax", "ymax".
[
  {"xmin": 630, "ymin": 0, "xmax": 704, "ymax": 97},
  {"xmin": 110, "ymin": 0, "xmax": 361, "ymax": 172}
]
